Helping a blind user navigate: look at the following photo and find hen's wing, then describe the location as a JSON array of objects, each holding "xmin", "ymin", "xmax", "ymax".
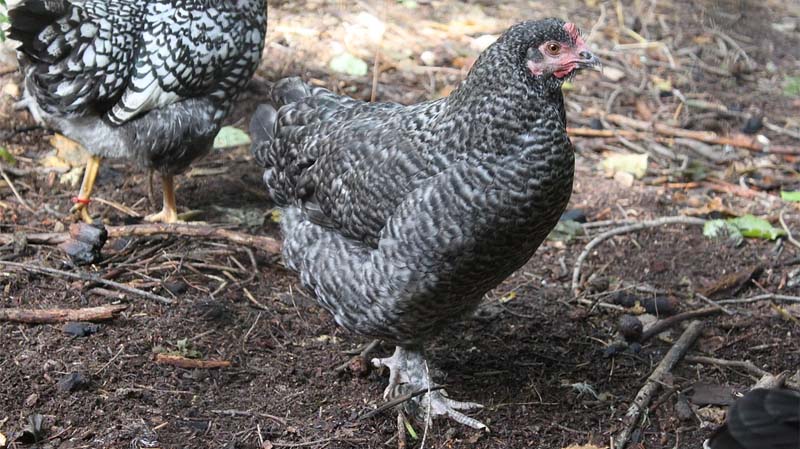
[
  {"xmin": 251, "ymin": 78, "xmax": 447, "ymax": 247},
  {"xmin": 110, "ymin": 0, "xmax": 264, "ymax": 124}
]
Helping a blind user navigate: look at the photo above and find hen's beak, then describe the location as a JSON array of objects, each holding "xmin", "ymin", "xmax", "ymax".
[
  {"xmin": 575, "ymin": 49, "xmax": 601, "ymax": 71},
  {"xmin": 577, "ymin": 47, "xmax": 603, "ymax": 72}
]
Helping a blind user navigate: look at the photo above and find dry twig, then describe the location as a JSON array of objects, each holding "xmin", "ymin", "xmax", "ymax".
[
  {"xmin": 0, "ymin": 304, "xmax": 128, "ymax": 323},
  {"xmin": 572, "ymin": 216, "xmax": 707, "ymax": 296},
  {"xmin": 615, "ymin": 320, "xmax": 705, "ymax": 449},
  {"xmin": 684, "ymin": 356, "xmax": 800, "ymax": 390},
  {"xmin": 0, "ymin": 260, "xmax": 174, "ymax": 304},
  {"xmin": 154, "ymin": 353, "xmax": 231, "ymax": 369},
  {"xmin": 0, "ymin": 223, "xmax": 282, "ymax": 253},
  {"xmin": 640, "ymin": 307, "xmax": 721, "ymax": 343}
]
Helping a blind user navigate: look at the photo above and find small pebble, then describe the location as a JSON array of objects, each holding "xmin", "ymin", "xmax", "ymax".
[
  {"xmin": 741, "ymin": 115, "xmax": 763, "ymax": 135},
  {"xmin": 618, "ymin": 314, "xmax": 643, "ymax": 341},
  {"xmin": 56, "ymin": 372, "xmax": 89, "ymax": 394},
  {"xmin": 560, "ymin": 208, "xmax": 587, "ymax": 223},
  {"xmin": 62, "ymin": 322, "xmax": 101, "ymax": 337},
  {"xmin": 588, "ymin": 118, "xmax": 604, "ymax": 130}
]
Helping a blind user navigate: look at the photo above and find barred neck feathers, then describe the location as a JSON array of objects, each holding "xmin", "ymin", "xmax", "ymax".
[{"xmin": 441, "ymin": 21, "xmax": 570, "ymax": 157}]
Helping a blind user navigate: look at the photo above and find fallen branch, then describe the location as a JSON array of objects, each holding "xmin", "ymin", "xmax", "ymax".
[
  {"xmin": 615, "ymin": 320, "xmax": 705, "ymax": 449},
  {"xmin": 359, "ymin": 385, "xmax": 446, "ymax": 421},
  {"xmin": 640, "ymin": 307, "xmax": 722, "ymax": 343},
  {"xmin": 0, "ymin": 260, "xmax": 173, "ymax": 304},
  {"xmin": 603, "ymin": 114, "xmax": 799, "ymax": 155},
  {"xmin": 715, "ymin": 293, "xmax": 800, "ymax": 305},
  {"xmin": 154, "ymin": 353, "xmax": 231, "ymax": 369},
  {"xmin": 0, "ymin": 304, "xmax": 128, "ymax": 324},
  {"xmin": 684, "ymin": 355, "xmax": 800, "ymax": 391},
  {"xmin": 0, "ymin": 223, "xmax": 282, "ymax": 254},
  {"xmin": 572, "ymin": 216, "xmax": 707, "ymax": 296}
]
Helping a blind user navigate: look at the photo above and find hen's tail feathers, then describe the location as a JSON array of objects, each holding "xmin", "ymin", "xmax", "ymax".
[
  {"xmin": 8, "ymin": 0, "xmax": 73, "ymax": 62},
  {"xmin": 249, "ymin": 103, "xmax": 277, "ymax": 168},
  {"xmin": 271, "ymin": 77, "xmax": 314, "ymax": 107}
]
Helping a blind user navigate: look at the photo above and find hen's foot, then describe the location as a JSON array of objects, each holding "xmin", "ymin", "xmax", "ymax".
[
  {"xmin": 69, "ymin": 155, "xmax": 102, "ymax": 223},
  {"xmin": 145, "ymin": 174, "xmax": 182, "ymax": 223},
  {"xmin": 372, "ymin": 346, "xmax": 487, "ymax": 430}
]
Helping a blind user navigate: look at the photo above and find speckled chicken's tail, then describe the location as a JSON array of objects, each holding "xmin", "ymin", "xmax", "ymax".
[
  {"xmin": 8, "ymin": 0, "xmax": 72, "ymax": 55},
  {"xmin": 250, "ymin": 77, "xmax": 336, "ymax": 206}
]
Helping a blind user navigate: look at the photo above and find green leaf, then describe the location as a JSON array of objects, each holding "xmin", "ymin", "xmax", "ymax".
[
  {"xmin": 704, "ymin": 214, "xmax": 784, "ymax": 244},
  {"xmin": 213, "ymin": 126, "xmax": 250, "ymax": 149},
  {"xmin": 403, "ymin": 417, "xmax": 418, "ymax": 439},
  {"xmin": 781, "ymin": 191, "xmax": 800, "ymax": 202},
  {"xmin": 329, "ymin": 52, "xmax": 369, "ymax": 77},
  {"xmin": 0, "ymin": 147, "xmax": 15, "ymax": 165},
  {"xmin": 547, "ymin": 219, "xmax": 585, "ymax": 242},
  {"xmin": 784, "ymin": 75, "xmax": 800, "ymax": 97},
  {"xmin": 703, "ymin": 219, "xmax": 743, "ymax": 245},
  {"xmin": 728, "ymin": 214, "xmax": 785, "ymax": 240}
]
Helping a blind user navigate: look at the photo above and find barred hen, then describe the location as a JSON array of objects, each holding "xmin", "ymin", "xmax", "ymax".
[
  {"xmin": 705, "ymin": 388, "xmax": 800, "ymax": 449},
  {"xmin": 9, "ymin": 0, "xmax": 267, "ymax": 223},
  {"xmin": 250, "ymin": 18, "xmax": 599, "ymax": 428}
]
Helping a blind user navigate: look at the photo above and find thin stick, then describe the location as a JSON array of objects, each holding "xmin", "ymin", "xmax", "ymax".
[
  {"xmin": 0, "ymin": 223, "xmax": 282, "ymax": 253},
  {"xmin": 694, "ymin": 293, "xmax": 734, "ymax": 315},
  {"xmin": 0, "ymin": 260, "xmax": 174, "ymax": 304},
  {"xmin": 0, "ymin": 164, "xmax": 35, "ymax": 213},
  {"xmin": 268, "ymin": 437, "xmax": 367, "ymax": 448},
  {"xmin": 715, "ymin": 293, "xmax": 800, "ymax": 305},
  {"xmin": 0, "ymin": 304, "xmax": 128, "ymax": 324},
  {"xmin": 154, "ymin": 353, "xmax": 231, "ymax": 369},
  {"xmin": 615, "ymin": 320, "xmax": 704, "ymax": 449},
  {"xmin": 572, "ymin": 217, "xmax": 707, "ymax": 296},
  {"xmin": 359, "ymin": 386, "xmax": 446, "ymax": 421},
  {"xmin": 684, "ymin": 356, "xmax": 800, "ymax": 390},
  {"xmin": 209, "ymin": 409, "xmax": 287, "ymax": 425},
  {"xmin": 779, "ymin": 210, "xmax": 800, "ymax": 250},
  {"xmin": 639, "ymin": 307, "xmax": 721, "ymax": 343}
]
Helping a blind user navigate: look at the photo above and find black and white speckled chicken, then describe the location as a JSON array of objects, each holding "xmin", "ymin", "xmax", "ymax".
[
  {"xmin": 9, "ymin": 0, "xmax": 267, "ymax": 223},
  {"xmin": 250, "ymin": 18, "xmax": 599, "ymax": 428},
  {"xmin": 705, "ymin": 388, "xmax": 800, "ymax": 449}
]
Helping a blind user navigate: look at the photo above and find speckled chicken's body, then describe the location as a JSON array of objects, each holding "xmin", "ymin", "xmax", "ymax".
[
  {"xmin": 11, "ymin": 0, "xmax": 266, "ymax": 174},
  {"xmin": 252, "ymin": 18, "xmax": 597, "ymax": 428},
  {"xmin": 252, "ymin": 26, "xmax": 574, "ymax": 347}
]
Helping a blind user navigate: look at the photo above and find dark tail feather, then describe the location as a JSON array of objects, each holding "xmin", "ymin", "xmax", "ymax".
[
  {"xmin": 270, "ymin": 77, "xmax": 312, "ymax": 107},
  {"xmin": 249, "ymin": 104, "xmax": 278, "ymax": 168},
  {"xmin": 8, "ymin": 0, "xmax": 72, "ymax": 61}
]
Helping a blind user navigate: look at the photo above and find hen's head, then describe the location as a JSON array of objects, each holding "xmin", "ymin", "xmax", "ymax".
[{"xmin": 487, "ymin": 18, "xmax": 600, "ymax": 94}]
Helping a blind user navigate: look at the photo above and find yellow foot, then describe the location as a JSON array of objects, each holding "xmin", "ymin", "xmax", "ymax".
[{"xmin": 144, "ymin": 209, "xmax": 182, "ymax": 224}]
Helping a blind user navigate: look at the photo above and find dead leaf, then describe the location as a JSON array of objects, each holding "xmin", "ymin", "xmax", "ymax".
[
  {"xmin": 561, "ymin": 444, "xmax": 607, "ymax": 449},
  {"xmin": 695, "ymin": 405, "xmax": 726, "ymax": 424},
  {"xmin": 2, "ymin": 82, "xmax": 19, "ymax": 98},
  {"xmin": 681, "ymin": 197, "xmax": 740, "ymax": 218},
  {"xmin": 601, "ymin": 153, "xmax": 648, "ymax": 179},
  {"xmin": 690, "ymin": 383, "xmax": 736, "ymax": 406},
  {"xmin": 602, "ymin": 66, "xmax": 626, "ymax": 82},
  {"xmin": 635, "ymin": 99, "xmax": 653, "ymax": 121},
  {"xmin": 699, "ymin": 265, "xmax": 763, "ymax": 299}
]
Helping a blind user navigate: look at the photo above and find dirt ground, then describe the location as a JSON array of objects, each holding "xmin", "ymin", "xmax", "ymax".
[{"xmin": 1, "ymin": 0, "xmax": 800, "ymax": 448}]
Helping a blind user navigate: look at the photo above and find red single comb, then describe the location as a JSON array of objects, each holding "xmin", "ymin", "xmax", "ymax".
[{"xmin": 563, "ymin": 22, "xmax": 584, "ymax": 45}]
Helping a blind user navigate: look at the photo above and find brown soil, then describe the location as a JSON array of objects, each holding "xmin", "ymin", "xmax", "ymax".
[{"xmin": 2, "ymin": 1, "xmax": 799, "ymax": 449}]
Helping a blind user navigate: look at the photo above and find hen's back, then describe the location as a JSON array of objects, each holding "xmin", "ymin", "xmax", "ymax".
[{"xmin": 251, "ymin": 78, "xmax": 447, "ymax": 247}]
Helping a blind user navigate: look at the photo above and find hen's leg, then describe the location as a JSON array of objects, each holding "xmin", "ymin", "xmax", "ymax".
[
  {"xmin": 70, "ymin": 155, "xmax": 102, "ymax": 223},
  {"xmin": 372, "ymin": 346, "xmax": 487, "ymax": 430},
  {"xmin": 145, "ymin": 174, "xmax": 180, "ymax": 223}
]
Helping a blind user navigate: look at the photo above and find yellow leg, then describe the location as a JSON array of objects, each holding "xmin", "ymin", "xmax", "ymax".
[
  {"xmin": 70, "ymin": 155, "xmax": 102, "ymax": 223},
  {"xmin": 145, "ymin": 174, "xmax": 180, "ymax": 223}
]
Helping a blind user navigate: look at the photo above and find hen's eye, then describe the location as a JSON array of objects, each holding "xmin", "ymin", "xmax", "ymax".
[{"xmin": 545, "ymin": 43, "xmax": 561, "ymax": 55}]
